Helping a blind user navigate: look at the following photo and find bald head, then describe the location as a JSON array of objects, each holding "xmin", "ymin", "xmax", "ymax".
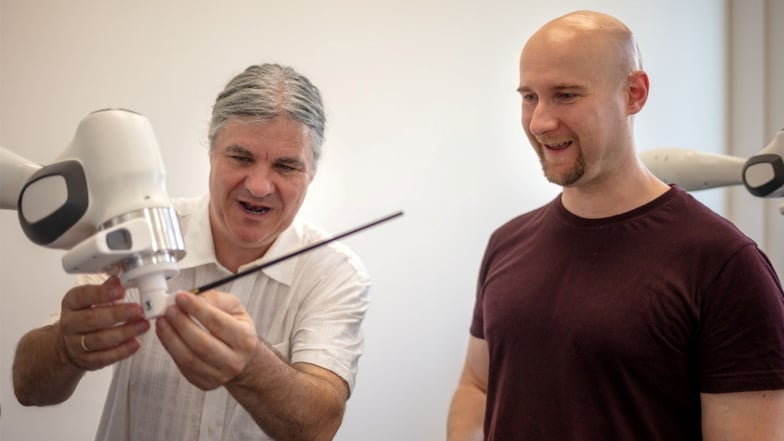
[
  {"xmin": 517, "ymin": 10, "xmax": 650, "ymax": 189},
  {"xmin": 522, "ymin": 10, "xmax": 642, "ymax": 83}
]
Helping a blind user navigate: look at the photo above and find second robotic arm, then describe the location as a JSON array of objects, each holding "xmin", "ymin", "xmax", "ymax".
[{"xmin": 641, "ymin": 129, "xmax": 784, "ymax": 204}]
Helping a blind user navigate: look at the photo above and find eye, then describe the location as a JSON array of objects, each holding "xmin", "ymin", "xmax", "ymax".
[
  {"xmin": 276, "ymin": 163, "xmax": 297, "ymax": 172},
  {"xmin": 274, "ymin": 160, "xmax": 305, "ymax": 174},
  {"xmin": 229, "ymin": 154, "xmax": 253, "ymax": 164},
  {"xmin": 521, "ymin": 93, "xmax": 537, "ymax": 103},
  {"xmin": 556, "ymin": 92, "xmax": 579, "ymax": 102}
]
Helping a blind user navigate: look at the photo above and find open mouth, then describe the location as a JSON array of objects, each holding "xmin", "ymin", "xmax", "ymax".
[
  {"xmin": 239, "ymin": 201, "xmax": 270, "ymax": 215},
  {"xmin": 544, "ymin": 140, "xmax": 573, "ymax": 151}
]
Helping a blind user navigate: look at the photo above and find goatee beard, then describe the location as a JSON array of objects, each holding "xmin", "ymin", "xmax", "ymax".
[{"xmin": 540, "ymin": 153, "xmax": 586, "ymax": 186}]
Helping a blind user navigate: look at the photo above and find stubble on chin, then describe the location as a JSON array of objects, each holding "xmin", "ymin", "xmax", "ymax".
[{"xmin": 539, "ymin": 153, "xmax": 586, "ymax": 187}]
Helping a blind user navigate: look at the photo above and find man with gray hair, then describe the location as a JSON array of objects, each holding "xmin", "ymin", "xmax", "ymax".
[{"xmin": 13, "ymin": 63, "xmax": 371, "ymax": 441}]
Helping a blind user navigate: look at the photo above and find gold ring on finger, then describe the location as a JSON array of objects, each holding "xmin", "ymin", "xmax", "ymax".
[{"xmin": 80, "ymin": 334, "xmax": 91, "ymax": 352}]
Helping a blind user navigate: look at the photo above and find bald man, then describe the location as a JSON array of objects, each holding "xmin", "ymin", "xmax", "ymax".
[{"xmin": 447, "ymin": 10, "xmax": 784, "ymax": 441}]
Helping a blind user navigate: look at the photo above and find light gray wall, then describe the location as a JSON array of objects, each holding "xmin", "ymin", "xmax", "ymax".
[
  {"xmin": 728, "ymin": 0, "xmax": 784, "ymax": 270},
  {"xmin": 0, "ymin": 1, "xmax": 730, "ymax": 440}
]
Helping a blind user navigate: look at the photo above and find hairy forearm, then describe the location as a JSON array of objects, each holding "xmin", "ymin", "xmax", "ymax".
[
  {"xmin": 226, "ymin": 342, "xmax": 346, "ymax": 441},
  {"xmin": 447, "ymin": 383, "xmax": 486, "ymax": 441},
  {"xmin": 12, "ymin": 324, "xmax": 85, "ymax": 406}
]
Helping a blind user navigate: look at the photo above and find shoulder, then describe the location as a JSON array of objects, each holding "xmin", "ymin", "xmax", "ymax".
[
  {"xmin": 170, "ymin": 195, "xmax": 203, "ymax": 216},
  {"xmin": 295, "ymin": 218, "xmax": 371, "ymax": 283},
  {"xmin": 643, "ymin": 187, "xmax": 775, "ymax": 286},
  {"xmin": 662, "ymin": 187, "xmax": 754, "ymax": 249},
  {"xmin": 170, "ymin": 195, "xmax": 207, "ymax": 233}
]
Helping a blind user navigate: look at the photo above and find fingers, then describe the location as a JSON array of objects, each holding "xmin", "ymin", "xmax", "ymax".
[
  {"xmin": 77, "ymin": 319, "xmax": 151, "ymax": 353},
  {"xmin": 62, "ymin": 277, "xmax": 124, "ymax": 312},
  {"xmin": 155, "ymin": 291, "xmax": 259, "ymax": 389},
  {"xmin": 176, "ymin": 292, "xmax": 258, "ymax": 355},
  {"xmin": 165, "ymin": 292, "xmax": 238, "ymax": 362},
  {"xmin": 156, "ymin": 301, "xmax": 233, "ymax": 389},
  {"xmin": 61, "ymin": 277, "xmax": 145, "ymax": 332},
  {"xmin": 176, "ymin": 292, "xmax": 241, "ymax": 341},
  {"xmin": 62, "ymin": 326, "xmax": 147, "ymax": 371},
  {"xmin": 193, "ymin": 290, "xmax": 245, "ymax": 315},
  {"xmin": 58, "ymin": 277, "xmax": 151, "ymax": 370}
]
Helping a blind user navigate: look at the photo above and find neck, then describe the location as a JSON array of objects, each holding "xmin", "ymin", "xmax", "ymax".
[
  {"xmin": 210, "ymin": 225, "xmax": 272, "ymax": 274},
  {"xmin": 215, "ymin": 246, "xmax": 269, "ymax": 274},
  {"xmin": 214, "ymin": 240, "xmax": 270, "ymax": 274},
  {"xmin": 561, "ymin": 157, "xmax": 670, "ymax": 218}
]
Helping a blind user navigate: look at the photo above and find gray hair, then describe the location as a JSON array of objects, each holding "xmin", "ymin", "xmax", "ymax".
[{"xmin": 208, "ymin": 63, "xmax": 326, "ymax": 164}]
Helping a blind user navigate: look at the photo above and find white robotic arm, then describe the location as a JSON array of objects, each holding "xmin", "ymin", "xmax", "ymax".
[
  {"xmin": 641, "ymin": 129, "xmax": 784, "ymax": 208},
  {"xmin": 0, "ymin": 148, "xmax": 40, "ymax": 210},
  {"xmin": 742, "ymin": 130, "xmax": 784, "ymax": 198},
  {"xmin": 1, "ymin": 109, "xmax": 185, "ymax": 318}
]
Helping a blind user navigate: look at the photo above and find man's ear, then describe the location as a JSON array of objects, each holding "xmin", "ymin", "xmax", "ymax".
[{"xmin": 626, "ymin": 70, "xmax": 649, "ymax": 115}]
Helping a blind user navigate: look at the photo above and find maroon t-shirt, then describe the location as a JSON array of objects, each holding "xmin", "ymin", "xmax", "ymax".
[{"xmin": 472, "ymin": 186, "xmax": 784, "ymax": 440}]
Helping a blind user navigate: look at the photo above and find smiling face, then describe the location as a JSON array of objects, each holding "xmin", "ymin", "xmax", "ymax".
[
  {"xmin": 208, "ymin": 116, "xmax": 315, "ymax": 271},
  {"xmin": 518, "ymin": 13, "xmax": 641, "ymax": 189}
]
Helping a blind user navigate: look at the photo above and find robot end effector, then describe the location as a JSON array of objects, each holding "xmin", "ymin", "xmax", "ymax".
[
  {"xmin": 640, "ymin": 129, "xmax": 784, "ymax": 210},
  {"xmin": 0, "ymin": 109, "xmax": 186, "ymax": 318}
]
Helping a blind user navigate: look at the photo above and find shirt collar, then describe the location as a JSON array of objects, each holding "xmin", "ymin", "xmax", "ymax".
[
  {"xmin": 176, "ymin": 195, "xmax": 217, "ymax": 271},
  {"xmin": 247, "ymin": 218, "xmax": 302, "ymax": 286}
]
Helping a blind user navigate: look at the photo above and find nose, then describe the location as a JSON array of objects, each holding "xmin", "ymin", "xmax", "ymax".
[
  {"xmin": 245, "ymin": 165, "xmax": 275, "ymax": 198},
  {"xmin": 525, "ymin": 101, "xmax": 558, "ymax": 136}
]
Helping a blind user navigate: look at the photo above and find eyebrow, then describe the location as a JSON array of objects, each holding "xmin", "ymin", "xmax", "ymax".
[
  {"xmin": 225, "ymin": 145, "xmax": 253, "ymax": 156},
  {"xmin": 277, "ymin": 156, "xmax": 306, "ymax": 167},
  {"xmin": 225, "ymin": 144, "xmax": 308, "ymax": 168},
  {"xmin": 516, "ymin": 83, "xmax": 587, "ymax": 93}
]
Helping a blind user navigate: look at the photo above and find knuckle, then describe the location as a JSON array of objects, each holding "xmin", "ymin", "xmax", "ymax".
[
  {"xmin": 240, "ymin": 336, "xmax": 259, "ymax": 354},
  {"xmin": 81, "ymin": 307, "xmax": 101, "ymax": 327},
  {"xmin": 190, "ymin": 338, "xmax": 212, "ymax": 356},
  {"xmin": 226, "ymin": 359, "xmax": 245, "ymax": 377},
  {"xmin": 179, "ymin": 350, "xmax": 198, "ymax": 366}
]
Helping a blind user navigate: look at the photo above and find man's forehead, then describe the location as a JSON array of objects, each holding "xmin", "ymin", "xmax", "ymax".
[
  {"xmin": 519, "ymin": 53, "xmax": 594, "ymax": 86},
  {"xmin": 520, "ymin": 37, "xmax": 617, "ymax": 88},
  {"xmin": 522, "ymin": 30, "xmax": 603, "ymax": 67}
]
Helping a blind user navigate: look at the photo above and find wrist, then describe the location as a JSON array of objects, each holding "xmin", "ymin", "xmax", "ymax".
[{"xmin": 227, "ymin": 339, "xmax": 267, "ymax": 390}]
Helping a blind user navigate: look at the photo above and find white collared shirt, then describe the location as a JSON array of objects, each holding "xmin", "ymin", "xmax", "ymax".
[{"xmin": 84, "ymin": 195, "xmax": 371, "ymax": 441}]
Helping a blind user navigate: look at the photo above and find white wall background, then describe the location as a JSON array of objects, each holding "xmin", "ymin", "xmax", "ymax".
[
  {"xmin": 728, "ymin": 0, "xmax": 784, "ymax": 271},
  {"xmin": 0, "ymin": 1, "xmax": 733, "ymax": 440}
]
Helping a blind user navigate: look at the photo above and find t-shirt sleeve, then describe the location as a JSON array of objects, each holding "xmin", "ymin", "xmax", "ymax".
[
  {"xmin": 699, "ymin": 244, "xmax": 784, "ymax": 393},
  {"xmin": 471, "ymin": 235, "xmax": 496, "ymax": 339}
]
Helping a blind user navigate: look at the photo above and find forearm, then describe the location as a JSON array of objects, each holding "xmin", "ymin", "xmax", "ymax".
[
  {"xmin": 12, "ymin": 323, "xmax": 85, "ymax": 406},
  {"xmin": 226, "ymin": 341, "xmax": 346, "ymax": 441},
  {"xmin": 447, "ymin": 383, "xmax": 486, "ymax": 441}
]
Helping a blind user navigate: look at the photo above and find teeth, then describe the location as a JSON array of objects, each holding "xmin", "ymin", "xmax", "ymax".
[
  {"xmin": 240, "ymin": 201, "xmax": 269, "ymax": 214},
  {"xmin": 543, "ymin": 140, "xmax": 571, "ymax": 149}
]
